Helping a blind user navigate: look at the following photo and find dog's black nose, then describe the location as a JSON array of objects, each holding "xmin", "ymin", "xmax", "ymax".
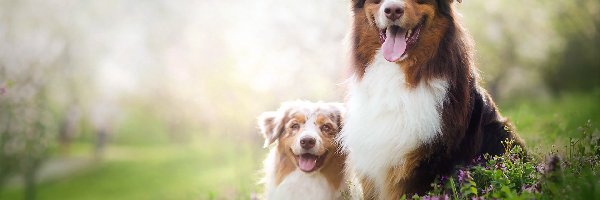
[
  {"xmin": 384, "ymin": 4, "xmax": 404, "ymax": 21},
  {"xmin": 300, "ymin": 137, "xmax": 316, "ymax": 149}
]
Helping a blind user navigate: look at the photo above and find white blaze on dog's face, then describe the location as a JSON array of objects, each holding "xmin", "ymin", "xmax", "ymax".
[{"xmin": 258, "ymin": 101, "xmax": 344, "ymax": 173}]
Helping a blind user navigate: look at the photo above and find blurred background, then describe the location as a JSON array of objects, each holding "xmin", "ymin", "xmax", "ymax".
[{"xmin": 0, "ymin": 0, "xmax": 598, "ymax": 199}]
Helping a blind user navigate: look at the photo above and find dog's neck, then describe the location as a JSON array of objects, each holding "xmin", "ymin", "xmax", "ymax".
[
  {"xmin": 264, "ymin": 150, "xmax": 346, "ymax": 200},
  {"xmin": 273, "ymin": 150, "xmax": 346, "ymax": 188}
]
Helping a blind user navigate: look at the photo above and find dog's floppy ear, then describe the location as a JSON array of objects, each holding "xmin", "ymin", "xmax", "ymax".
[
  {"xmin": 328, "ymin": 103, "xmax": 346, "ymax": 130},
  {"xmin": 353, "ymin": 0, "xmax": 366, "ymax": 9},
  {"xmin": 438, "ymin": 0, "xmax": 462, "ymax": 4},
  {"xmin": 258, "ymin": 111, "xmax": 286, "ymax": 148},
  {"xmin": 438, "ymin": 0, "xmax": 461, "ymax": 15}
]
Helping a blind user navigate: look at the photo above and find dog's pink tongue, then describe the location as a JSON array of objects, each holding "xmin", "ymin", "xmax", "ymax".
[
  {"xmin": 298, "ymin": 154, "xmax": 317, "ymax": 172},
  {"xmin": 382, "ymin": 28, "xmax": 407, "ymax": 62}
]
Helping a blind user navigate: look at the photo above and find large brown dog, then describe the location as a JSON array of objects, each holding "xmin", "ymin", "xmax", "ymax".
[{"xmin": 339, "ymin": 0, "xmax": 525, "ymax": 199}]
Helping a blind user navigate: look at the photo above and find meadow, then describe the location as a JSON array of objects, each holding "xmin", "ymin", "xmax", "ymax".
[
  {"xmin": 0, "ymin": 90, "xmax": 598, "ymax": 200},
  {"xmin": 0, "ymin": 1, "xmax": 598, "ymax": 199}
]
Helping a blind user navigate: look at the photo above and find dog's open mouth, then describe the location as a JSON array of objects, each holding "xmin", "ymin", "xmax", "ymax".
[
  {"xmin": 379, "ymin": 21, "xmax": 423, "ymax": 62},
  {"xmin": 295, "ymin": 152, "xmax": 327, "ymax": 173}
]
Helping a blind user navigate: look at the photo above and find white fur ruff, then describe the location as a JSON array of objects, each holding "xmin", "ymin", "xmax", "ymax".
[
  {"xmin": 262, "ymin": 150, "xmax": 343, "ymax": 200},
  {"xmin": 339, "ymin": 51, "xmax": 448, "ymax": 194}
]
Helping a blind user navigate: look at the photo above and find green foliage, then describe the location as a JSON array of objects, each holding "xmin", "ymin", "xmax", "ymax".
[
  {"xmin": 541, "ymin": 120, "xmax": 600, "ymax": 199},
  {"xmin": 543, "ymin": 0, "xmax": 600, "ymax": 93},
  {"xmin": 0, "ymin": 68, "xmax": 61, "ymax": 197},
  {"xmin": 419, "ymin": 121, "xmax": 600, "ymax": 200}
]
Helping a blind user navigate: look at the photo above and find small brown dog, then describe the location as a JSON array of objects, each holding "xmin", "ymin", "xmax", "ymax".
[{"xmin": 258, "ymin": 101, "xmax": 347, "ymax": 200}]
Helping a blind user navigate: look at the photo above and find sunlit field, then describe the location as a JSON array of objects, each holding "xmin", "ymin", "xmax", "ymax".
[
  {"xmin": 0, "ymin": 91, "xmax": 597, "ymax": 200},
  {"xmin": 1, "ymin": 0, "xmax": 598, "ymax": 200},
  {"xmin": 1, "ymin": 106, "xmax": 265, "ymax": 200}
]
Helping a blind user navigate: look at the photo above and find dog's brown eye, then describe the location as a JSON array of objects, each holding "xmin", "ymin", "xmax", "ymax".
[
  {"xmin": 291, "ymin": 123, "xmax": 300, "ymax": 130},
  {"xmin": 321, "ymin": 124, "xmax": 333, "ymax": 133},
  {"xmin": 372, "ymin": 0, "xmax": 381, "ymax": 4}
]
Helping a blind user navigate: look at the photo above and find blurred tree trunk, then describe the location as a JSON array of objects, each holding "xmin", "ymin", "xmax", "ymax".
[
  {"xmin": 59, "ymin": 105, "xmax": 81, "ymax": 154},
  {"xmin": 91, "ymin": 101, "xmax": 117, "ymax": 160},
  {"xmin": 23, "ymin": 162, "xmax": 39, "ymax": 200},
  {"xmin": 94, "ymin": 129, "xmax": 107, "ymax": 160}
]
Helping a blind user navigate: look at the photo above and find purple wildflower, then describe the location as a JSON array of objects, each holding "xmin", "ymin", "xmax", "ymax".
[
  {"xmin": 495, "ymin": 162, "xmax": 507, "ymax": 171},
  {"xmin": 547, "ymin": 155, "xmax": 561, "ymax": 173},
  {"xmin": 472, "ymin": 155, "xmax": 484, "ymax": 165},
  {"xmin": 422, "ymin": 195, "xmax": 450, "ymax": 200},
  {"xmin": 458, "ymin": 169, "xmax": 472, "ymax": 183},
  {"xmin": 440, "ymin": 175, "xmax": 449, "ymax": 183},
  {"xmin": 535, "ymin": 163, "xmax": 545, "ymax": 173},
  {"xmin": 482, "ymin": 185, "xmax": 494, "ymax": 194},
  {"xmin": 521, "ymin": 183, "xmax": 540, "ymax": 193}
]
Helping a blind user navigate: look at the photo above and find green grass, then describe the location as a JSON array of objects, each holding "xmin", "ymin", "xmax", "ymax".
[
  {"xmin": 501, "ymin": 90, "xmax": 600, "ymax": 149},
  {"xmin": 1, "ymin": 91, "xmax": 599, "ymax": 200},
  {"xmin": 0, "ymin": 137, "xmax": 263, "ymax": 200}
]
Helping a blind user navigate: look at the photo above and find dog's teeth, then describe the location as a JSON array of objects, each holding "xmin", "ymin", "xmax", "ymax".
[{"xmin": 407, "ymin": 29, "xmax": 412, "ymax": 37}]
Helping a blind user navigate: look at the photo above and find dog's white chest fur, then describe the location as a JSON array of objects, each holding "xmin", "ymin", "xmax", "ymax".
[
  {"xmin": 266, "ymin": 169, "xmax": 340, "ymax": 200},
  {"xmin": 340, "ymin": 52, "xmax": 448, "ymax": 189},
  {"xmin": 263, "ymin": 151, "xmax": 342, "ymax": 200}
]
